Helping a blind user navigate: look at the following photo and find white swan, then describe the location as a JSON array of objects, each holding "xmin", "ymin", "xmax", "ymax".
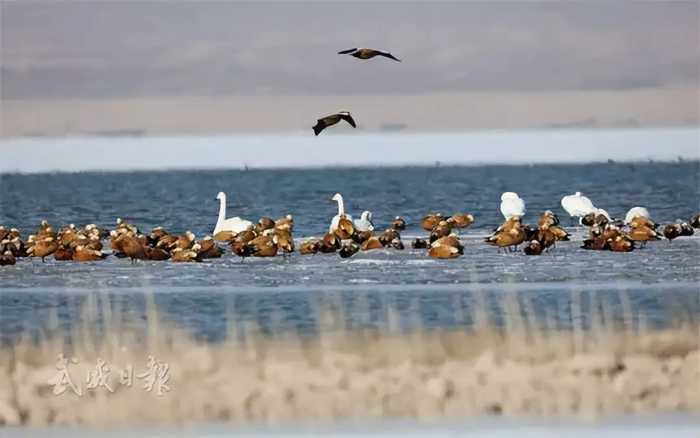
[
  {"xmin": 561, "ymin": 192, "xmax": 597, "ymax": 217},
  {"xmin": 329, "ymin": 193, "xmax": 353, "ymax": 233},
  {"xmin": 213, "ymin": 191, "xmax": 253, "ymax": 235},
  {"xmin": 500, "ymin": 192, "xmax": 526, "ymax": 219},
  {"xmin": 353, "ymin": 211, "xmax": 374, "ymax": 232},
  {"xmin": 624, "ymin": 206, "xmax": 650, "ymax": 224}
]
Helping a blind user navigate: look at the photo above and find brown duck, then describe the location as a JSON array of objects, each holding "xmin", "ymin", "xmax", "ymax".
[
  {"xmin": 334, "ymin": 217, "xmax": 355, "ymax": 240},
  {"xmin": 608, "ymin": 236, "xmax": 634, "ymax": 252},
  {"xmin": 196, "ymin": 236, "xmax": 224, "ymax": 259},
  {"xmin": 171, "ymin": 247, "xmax": 200, "ymax": 262},
  {"xmin": 299, "ymin": 239, "xmax": 321, "ymax": 255},
  {"xmin": 73, "ymin": 246, "xmax": 107, "ymax": 262},
  {"xmin": 31, "ymin": 237, "xmax": 58, "ymax": 262},
  {"xmin": 431, "ymin": 235, "xmax": 462, "ymax": 251},
  {"xmin": 145, "ymin": 246, "xmax": 170, "ymax": 261},
  {"xmin": 255, "ymin": 217, "xmax": 275, "ymax": 234},
  {"xmin": 273, "ymin": 229, "xmax": 295, "ymax": 255},
  {"xmin": 486, "ymin": 218, "xmax": 527, "ymax": 251},
  {"xmin": 391, "ymin": 216, "xmax": 407, "ymax": 230},
  {"xmin": 428, "ymin": 244, "xmax": 461, "ymax": 259},
  {"xmin": 53, "ymin": 245, "xmax": 75, "ymax": 261},
  {"xmin": 447, "ymin": 214, "xmax": 474, "ymax": 229},
  {"xmin": 320, "ymin": 233, "xmax": 341, "ymax": 253},
  {"xmin": 120, "ymin": 235, "xmax": 147, "ymax": 263},
  {"xmin": 361, "ymin": 236, "xmax": 384, "ymax": 251},
  {"xmin": 627, "ymin": 225, "xmax": 660, "ymax": 246},
  {"xmin": 247, "ymin": 235, "xmax": 278, "ymax": 257},
  {"xmin": 663, "ymin": 224, "xmax": 681, "ymax": 241},
  {"xmin": 339, "ymin": 242, "xmax": 360, "ymax": 258},
  {"xmin": 523, "ymin": 240, "xmax": 544, "ymax": 255},
  {"xmin": 691, "ymin": 213, "xmax": 700, "ymax": 229},
  {"xmin": 0, "ymin": 250, "xmax": 16, "ymax": 266},
  {"xmin": 429, "ymin": 220, "xmax": 452, "ymax": 243},
  {"xmin": 379, "ymin": 228, "xmax": 400, "ymax": 247},
  {"xmin": 274, "ymin": 215, "xmax": 294, "ymax": 232},
  {"xmin": 352, "ymin": 230, "xmax": 373, "ymax": 244},
  {"xmin": 421, "ymin": 213, "xmax": 444, "ymax": 231}
]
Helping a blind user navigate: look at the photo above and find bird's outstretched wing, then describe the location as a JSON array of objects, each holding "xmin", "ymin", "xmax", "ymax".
[
  {"xmin": 313, "ymin": 120, "xmax": 327, "ymax": 136},
  {"xmin": 339, "ymin": 113, "xmax": 357, "ymax": 128},
  {"xmin": 379, "ymin": 51, "xmax": 401, "ymax": 62},
  {"xmin": 338, "ymin": 48, "xmax": 358, "ymax": 55}
]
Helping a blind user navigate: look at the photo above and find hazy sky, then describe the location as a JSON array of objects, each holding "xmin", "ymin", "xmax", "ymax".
[
  {"xmin": 0, "ymin": 1, "xmax": 698, "ymax": 138},
  {"xmin": 2, "ymin": 1, "xmax": 698, "ymax": 99}
]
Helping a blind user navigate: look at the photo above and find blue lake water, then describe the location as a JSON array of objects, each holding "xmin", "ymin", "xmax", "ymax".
[{"xmin": 1, "ymin": 151, "xmax": 699, "ymax": 344}]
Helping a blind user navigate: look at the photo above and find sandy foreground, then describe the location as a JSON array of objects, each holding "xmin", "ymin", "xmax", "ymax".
[{"xmin": 0, "ymin": 321, "xmax": 698, "ymax": 428}]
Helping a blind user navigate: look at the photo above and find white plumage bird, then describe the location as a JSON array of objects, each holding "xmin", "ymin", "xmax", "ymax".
[
  {"xmin": 329, "ymin": 193, "xmax": 354, "ymax": 233},
  {"xmin": 500, "ymin": 192, "xmax": 526, "ymax": 219},
  {"xmin": 213, "ymin": 191, "xmax": 253, "ymax": 235},
  {"xmin": 624, "ymin": 206, "xmax": 650, "ymax": 224},
  {"xmin": 353, "ymin": 211, "xmax": 374, "ymax": 232},
  {"xmin": 561, "ymin": 192, "xmax": 597, "ymax": 217}
]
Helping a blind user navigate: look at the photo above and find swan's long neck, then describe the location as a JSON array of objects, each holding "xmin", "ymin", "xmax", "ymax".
[
  {"xmin": 336, "ymin": 196, "xmax": 345, "ymax": 217},
  {"xmin": 216, "ymin": 194, "xmax": 227, "ymax": 229}
]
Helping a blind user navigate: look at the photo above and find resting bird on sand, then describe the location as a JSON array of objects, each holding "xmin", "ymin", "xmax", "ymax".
[
  {"xmin": 354, "ymin": 211, "xmax": 375, "ymax": 232},
  {"xmin": 329, "ymin": 193, "xmax": 354, "ymax": 235},
  {"xmin": 313, "ymin": 111, "xmax": 356, "ymax": 136},
  {"xmin": 338, "ymin": 48, "xmax": 401, "ymax": 62}
]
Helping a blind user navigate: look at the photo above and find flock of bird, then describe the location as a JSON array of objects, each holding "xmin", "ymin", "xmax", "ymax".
[
  {"xmin": 4, "ymin": 48, "xmax": 694, "ymax": 265},
  {"xmin": 0, "ymin": 190, "xmax": 697, "ymax": 266},
  {"xmin": 312, "ymin": 47, "xmax": 400, "ymax": 135}
]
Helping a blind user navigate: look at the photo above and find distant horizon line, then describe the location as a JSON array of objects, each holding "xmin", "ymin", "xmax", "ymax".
[{"xmin": 1, "ymin": 124, "xmax": 698, "ymax": 142}]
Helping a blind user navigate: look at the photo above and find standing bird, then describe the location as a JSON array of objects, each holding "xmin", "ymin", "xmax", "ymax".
[
  {"xmin": 561, "ymin": 192, "xmax": 596, "ymax": 218},
  {"xmin": 337, "ymin": 48, "xmax": 401, "ymax": 62},
  {"xmin": 500, "ymin": 192, "xmax": 526, "ymax": 220},
  {"xmin": 486, "ymin": 217, "xmax": 527, "ymax": 252},
  {"xmin": 30, "ymin": 237, "xmax": 58, "ymax": 262},
  {"xmin": 329, "ymin": 193, "xmax": 354, "ymax": 234},
  {"xmin": 312, "ymin": 111, "xmax": 356, "ymax": 136}
]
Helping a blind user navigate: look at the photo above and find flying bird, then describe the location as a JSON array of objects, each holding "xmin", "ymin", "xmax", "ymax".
[
  {"xmin": 338, "ymin": 48, "xmax": 401, "ymax": 62},
  {"xmin": 313, "ymin": 111, "xmax": 356, "ymax": 136}
]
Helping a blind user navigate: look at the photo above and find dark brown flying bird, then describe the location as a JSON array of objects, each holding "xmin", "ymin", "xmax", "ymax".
[
  {"xmin": 313, "ymin": 111, "xmax": 357, "ymax": 136},
  {"xmin": 338, "ymin": 48, "xmax": 401, "ymax": 62}
]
